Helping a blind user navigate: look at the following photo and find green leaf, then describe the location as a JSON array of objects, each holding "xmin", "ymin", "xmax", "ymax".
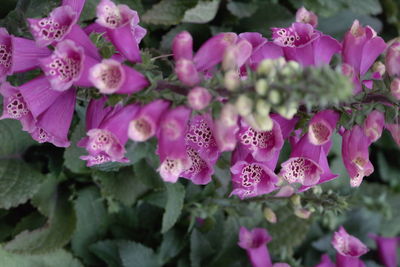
[
  {"xmin": 142, "ymin": 0, "xmax": 198, "ymax": 25},
  {"xmin": 93, "ymin": 167, "xmax": 149, "ymax": 206},
  {"xmin": 161, "ymin": 182, "xmax": 185, "ymax": 233},
  {"xmin": 190, "ymin": 229, "xmax": 214, "ymax": 267},
  {"xmin": 227, "ymin": 1, "xmax": 257, "ymax": 18},
  {"xmin": 182, "ymin": 0, "xmax": 220, "ymax": 23},
  {"xmin": 158, "ymin": 229, "xmax": 186, "ymax": 264},
  {"xmin": 90, "ymin": 240, "xmax": 122, "ymax": 267},
  {"xmin": 133, "ymin": 159, "xmax": 164, "ymax": 189},
  {"xmin": 118, "ymin": 241, "xmax": 160, "ymax": 267},
  {"xmin": 0, "ymin": 246, "xmax": 83, "ymax": 267},
  {"xmin": 63, "ymin": 120, "xmax": 90, "ymax": 174},
  {"xmin": 5, "ymin": 178, "xmax": 76, "ymax": 253},
  {"xmin": 71, "ymin": 187, "xmax": 109, "ymax": 264},
  {"xmin": 0, "ymin": 119, "xmax": 35, "ymax": 156}
]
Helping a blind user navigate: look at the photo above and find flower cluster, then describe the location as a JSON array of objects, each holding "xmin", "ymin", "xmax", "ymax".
[{"xmin": 0, "ymin": 1, "xmax": 399, "ymax": 199}]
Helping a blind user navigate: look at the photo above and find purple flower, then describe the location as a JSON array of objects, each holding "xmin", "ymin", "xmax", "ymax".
[
  {"xmin": 369, "ymin": 234, "xmax": 399, "ymax": 267},
  {"xmin": 271, "ymin": 22, "xmax": 341, "ymax": 66},
  {"xmin": 386, "ymin": 123, "xmax": 400, "ymax": 147},
  {"xmin": 390, "ymin": 78, "xmax": 400, "ymax": 100},
  {"xmin": 62, "ymin": 0, "xmax": 86, "ymax": 18},
  {"xmin": 296, "ymin": 7, "xmax": 318, "ymax": 28},
  {"xmin": 342, "ymin": 125, "xmax": 374, "ymax": 187},
  {"xmin": 386, "ymin": 42, "xmax": 400, "ymax": 77},
  {"xmin": 363, "ymin": 110, "xmax": 384, "ymax": 143},
  {"xmin": 180, "ymin": 146, "xmax": 215, "ymax": 185},
  {"xmin": 223, "ymin": 39, "xmax": 253, "ymax": 70},
  {"xmin": 79, "ymin": 97, "xmax": 139, "ymax": 166},
  {"xmin": 28, "ymin": 5, "xmax": 100, "ymax": 60},
  {"xmin": 0, "ymin": 28, "xmax": 51, "ymax": 81},
  {"xmin": 89, "ymin": 59, "xmax": 149, "ymax": 94},
  {"xmin": 308, "ymin": 110, "xmax": 339, "ymax": 146},
  {"xmin": 238, "ymin": 227, "xmax": 273, "ymax": 267},
  {"xmin": 128, "ymin": 99, "xmax": 170, "ymax": 142},
  {"xmin": 313, "ymin": 254, "xmax": 335, "ymax": 267},
  {"xmin": 332, "ymin": 226, "xmax": 368, "ymax": 267},
  {"xmin": 172, "ymin": 31, "xmax": 193, "ymax": 62},
  {"xmin": 95, "ymin": 0, "xmax": 146, "ymax": 62},
  {"xmin": 39, "ymin": 40, "xmax": 99, "ymax": 91},
  {"xmin": 157, "ymin": 106, "xmax": 192, "ymax": 182},
  {"xmin": 175, "ymin": 59, "xmax": 200, "ymax": 87}
]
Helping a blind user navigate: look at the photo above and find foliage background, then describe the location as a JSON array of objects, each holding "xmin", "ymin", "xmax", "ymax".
[{"xmin": 0, "ymin": 0, "xmax": 400, "ymax": 266}]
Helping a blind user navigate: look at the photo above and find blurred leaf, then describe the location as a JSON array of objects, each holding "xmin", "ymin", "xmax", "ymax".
[
  {"xmin": 133, "ymin": 159, "xmax": 164, "ymax": 189},
  {"xmin": 162, "ymin": 182, "xmax": 185, "ymax": 233},
  {"xmin": 158, "ymin": 229, "xmax": 186, "ymax": 264},
  {"xmin": 71, "ymin": 187, "xmax": 109, "ymax": 264},
  {"xmin": 142, "ymin": 0, "xmax": 198, "ymax": 25},
  {"xmin": 118, "ymin": 241, "xmax": 160, "ymax": 267},
  {"xmin": 227, "ymin": 1, "xmax": 257, "ymax": 18},
  {"xmin": 182, "ymin": 0, "xmax": 220, "ymax": 23},
  {"xmin": 63, "ymin": 120, "xmax": 90, "ymax": 174},
  {"xmin": 0, "ymin": 246, "xmax": 83, "ymax": 267},
  {"xmin": 190, "ymin": 229, "xmax": 214, "ymax": 267},
  {"xmin": 377, "ymin": 152, "xmax": 400, "ymax": 186},
  {"xmin": 90, "ymin": 240, "xmax": 122, "ymax": 267}
]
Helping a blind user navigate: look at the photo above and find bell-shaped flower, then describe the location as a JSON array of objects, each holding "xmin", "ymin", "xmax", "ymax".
[
  {"xmin": 342, "ymin": 125, "xmax": 374, "ymax": 187},
  {"xmin": 369, "ymin": 234, "xmax": 399, "ymax": 267},
  {"xmin": 280, "ymin": 134, "xmax": 337, "ymax": 187},
  {"xmin": 237, "ymin": 118, "xmax": 284, "ymax": 163},
  {"xmin": 28, "ymin": 5, "xmax": 100, "ymax": 60},
  {"xmin": 386, "ymin": 123, "xmax": 400, "ymax": 147},
  {"xmin": 386, "ymin": 42, "xmax": 400, "ymax": 77},
  {"xmin": 332, "ymin": 226, "xmax": 368, "ymax": 267},
  {"xmin": 238, "ymin": 227, "xmax": 273, "ymax": 267},
  {"xmin": 238, "ymin": 32, "xmax": 283, "ymax": 71},
  {"xmin": 296, "ymin": 7, "xmax": 318, "ymax": 27},
  {"xmin": 89, "ymin": 59, "xmax": 149, "ymax": 94},
  {"xmin": 180, "ymin": 146, "xmax": 215, "ymax": 185},
  {"xmin": 157, "ymin": 106, "xmax": 192, "ymax": 183},
  {"xmin": 95, "ymin": 0, "xmax": 146, "ymax": 62},
  {"xmin": 79, "ymin": 97, "xmax": 139, "ymax": 166},
  {"xmin": 39, "ymin": 40, "xmax": 99, "ymax": 91},
  {"xmin": 0, "ymin": 28, "xmax": 51, "ymax": 81},
  {"xmin": 308, "ymin": 110, "xmax": 339, "ymax": 145},
  {"xmin": 363, "ymin": 110, "xmax": 384, "ymax": 142},
  {"xmin": 271, "ymin": 22, "xmax": 341, "ymax": 66},
  {"xmin": 128, "ymin": 99, "xmax": 170, "ymax": 142},
  {"xmin": 313, "ymin": 254, "xmax": 335, "ymax": 267},
  {"xmin": 342, "ymin": 20, "xmax": 386, "ymax": 93}
]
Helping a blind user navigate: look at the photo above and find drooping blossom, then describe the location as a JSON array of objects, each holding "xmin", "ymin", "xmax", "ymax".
[
  {"xmin": 0, "ymin": 28, "xmax": 51, "ymax": 81},
  {"xmin": 89, "ymin": 58, "xmax": 149, "ymax": 94},
  {"xmin": 128, "ymin": 99, "xmax": 170, "ymax": 142},
  {"xmin": 313, "ymin": 254, "xmax": 335, "ymax": 267},
  {"xmin": 308, "ymin": 110, "xmax": 339, "ymax": 146},
  {"xmin": 187, "ymin": 86, "xmax": 212, "ymax": 111},
  {"xmin": 238, "ymin": 227, "xmax": 273, "ymax": 267},
  {"xmin": 369, "ymin": 234, "xmax": 399, "ymax": 267},
  {"xmin": 94, "ymin": 0, "xmax": 146, "ymax": 62},
  {"xmin": 271, "ymin": 22, "xmax": 341, "ymax": 67},
  {"xmin": 28, "ymin": 4, "xmax": 100, "ymax": 60},
  {"xmin": 79, "ymin": 97, "xmax": 139, "ymax": 166},
  {"xmin": 363, "ymin": 110, "xmax": 385, "ymax": 142},
  {"xmin": 279, "ymin": 134, "xmax": 337, "ymax": 188},
  {"xmin": 342, "ymin": 125, "xmax": 374, "ymax": 187},
  {"xmin": 386, "ymin": 41, "xmax": 400, "ymax": 77},
  {"xmin": 296, "ymin": 7, "xmax": 318, "ymax": 28},
  {"xmin": 331, "ymin": 226, "xmax": 368, "ymax": 267},
  {"xmin": 157, "ymin": 106, "xmax": 192, "ymax": 183},
  {"xmin": 39, "ymin": 39, "xmax": 98, "ymax": 91}
]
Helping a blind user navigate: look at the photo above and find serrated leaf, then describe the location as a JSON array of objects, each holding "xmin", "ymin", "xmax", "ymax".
[
  {"xmin": 90, "ymin": 240, "xmax": 122, "ymax": 267},
  {"xmin": 161, "ymin": 182, "xmax": 185, "ymax": 233},
  {"xmin": 63, "ymin": 121, "xmax": 90, "ymax": 174},
  {"xmin": 5, "ymin": 179, "xmax": 76, "ymax": 253},
  {"xmin": 142, "ymin": 0, "xmax": 198, "ymax": 25},
  {"xmin": 0, "ymin": 246, "xmax": 83, "ymax": 267},
  {"xmin": 93, "ymin": 167, "xmax": 149, "ymax": 206},
  {"xmin": 118, "ymin": 241, "xmax": 160, "ymax": 267},
  {"xmin": 0, "ymin": 119, "xmax": 35, "ymax": 156},
  {"xmin": 71, "ymin": 187, "xmax": 109, "ymax": 264},
  {"xmin": 182, "ymin": 0, "xmax": 220, "ymax": 23},
  {"xmin": 227, "ymin": 1, "xmax": 257, "ymax": 18}
]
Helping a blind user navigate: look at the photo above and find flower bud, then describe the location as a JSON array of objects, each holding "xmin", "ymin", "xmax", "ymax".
[
  {"xmin": 263, "ymin": 207, "xmax": 277, "ymax": 223},
  {"xmin": 290, "ymin": 194, "xmax": 301, "ymax": 207},
  {"xmin": 235, "ymin": 95, "xmax": 253, "ymax": 116},
  {"xmin": 220, "ymin": 103, "xmax": 238, "ymax": 127},
  {"xmin": 276, "ymin": 102, "xmax": 297, "ymax": 119},
  {"xmin": 257, "ymin": 59, "xmax": 275, "ymax": 74},
  {"xmin": 363, "ymin": 110, "xmax": 385, "ymax": 142},
  {"xmin": 175, "ymin": 59, "xmax": 200, "ymax": 87},
  {"xmin": 294, "ymin": 208, "xmax": 312, "ymax": 219},
  {"xmin": 224, "ymin": 70, "xmax": 240, "ymax": 91},
  {"xmin": 187, "ymin": 86, "xmax": 212, "ymax": 111},
  {"xmin": 386, "ymin": 42, "xmax": 400, "ymax": 77},
  {"xmin": 244, "ymin": 113, "xmax": 273, "ymax": 132},
  {"xmin": 296, "ymin": 7, "xmax": 318, "ymax": 27},
  {"xmin": 255, "ymin": 79, "xmax": 268, "ymax": 95},
  {"xmin": 372, "ymin": 61, "xmax": 386, "ymax": 77},
  {"xmin": 269, "ymin": 90, "xmax": 281, "ymax": 104},
  {"xmin": 172, "ymin": 31, "xmax": 193, "ymax": 61},
  {"xmin": 222, "ymin": 45, "xmax": 236, "ymax": 71},
  {"xmin": 390, "ymin": 78, "xmax": 400, "ymax": 100},
  {"xmin": 256, "ymin": 99, "xmax": 270, "ymax": 116}
]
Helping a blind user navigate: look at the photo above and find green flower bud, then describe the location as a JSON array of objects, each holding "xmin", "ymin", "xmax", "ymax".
[
  {"xmin": 275, "ymin": 102, "xmax": 298, "ymax": 119},
  {"xmin": 255, "ymin": 79, "xmax": 268, "ymax": 95},
  {"xmin": 269, "ymin": 89, "xmax": 281, "ymax": 104},
  {"xmin": 263, "ymin": 207, "xmax": 277, "ymax": 223},
  {"xmin": 244, "ymin": 113, "xmax": 273, "ymax": 131},
  {"xmin": 294, "ymin": 208, "xmax": 312, "ymax": 219},
  {"xmin": 256, "ymin": 99, "xmax": 270, "ymax": 116},
  {"xmin": 290, "ymin": 194, "xmax": 301, "ymax": 207},
  {"xmin": 224, "ymin": 70, "xmax": 240, "ymax": 91},
  {"xmin": 257, "ymin": 59, "xmax": 275, "ymax": 74},
  {"xmin": 235, "ymin": 95, "xmax": 253, "ymax": 116}
]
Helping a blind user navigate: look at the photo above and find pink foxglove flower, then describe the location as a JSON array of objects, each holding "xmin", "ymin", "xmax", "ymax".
[
  {"xmin": 296, "ymin": 7, "xmax": 318, "ymax": 28},
  {"xmin": 180, "ymin": 146, "xmax": 215, "ymax": 185},
  {"xmin": 308, "ymin": 110, "xmax": 339, "ymax": 146},
  {"xmin": 386, "ymin": 41, "xmax": 400, "ymax": 77},
  {"xmin": 390, "ymin": 78, "xmax": 400, "ymax": 100},
  {"xmin": 313, "ymin": 254, "xmax": 335, "ymax": 267},
  {"xmin": 369, "ymin": 234, "xmax": 399, "ymax": 267},
  {"xmin": 272, "ymin": 22, "xmax": 341, "ymax": 67},
  {"xmin": 386, "ymin": 123, "xmax": 400, "ymax": 147},
  {"xmin": 363, "ymin": 110, "xmax": 385, "ymax": 142},
  {"xmin": 28, "ymin": 5, "xmax": 100, "ymax": 60},
  {"xmin": 172, "ymin": 31, "xmax": 193, "ymax": 61},
  {"xmin": 0, "ymin": 28, "xmax": 51, "ymax": 81},
  {"xmin": 89, "ymin": 59, "xmax": 149, "ymax": 94},
  {"xmin": 39, "ymin": 40, "xmax": 98, "ymax": 91},
  {"xmin": 128, "ymin": 99, "xmax": 170, "ymax": 142},
  {"xmin": 187, "ymin": 86, "xmax": 212, "ymax": 111},
  {"xmin": 238, "ymin": 227, "xmax": 273, "ymax": 267},
  {"xmin": 157, "ymin": 106, "xmax": 192, "ymax": 183},
  {"xmin": 62, "ymin": 0, "xmax": 86, "ymax": 18},
  {"xmin": 175, "ymin": 59, "xmax": 200, "ymax": 87},
  {"xmin": 79, "ymin": 97, "xmax": 139, "ymax": 166},
  {"xmin": 342, "ymin": 125, "xmax": 374, "ymax": 187},
  {"xmin": 95, "ymin": 0, "xmax": 146, "ymax": 62},
  {"xmin": 332, "ymin": 226, "xmax": 368, "ymax": 267}
]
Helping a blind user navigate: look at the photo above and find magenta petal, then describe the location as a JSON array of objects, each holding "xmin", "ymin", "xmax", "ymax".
[
  {"xmin": 65, "ymin": 24, "xmax": 101, "ymax": 60},
  {"xmin": 359, "ymin": 36, "xmax": 386, "ymax": 75},
  {"xmin": 62, "ymin": 0, "xmax": 86, "ymax": 17},
  {"xmin": 181, "ymin": 146, "xmax": 214, "ymax": 185},
  {"xmin": 0, "ymin": 28, "xmax": 12, "ymax": 79},
  {"xmin": 107, "ymin": 25, "xmax": 141, "ymax": 63},
  {"xmin": 117, "ymin": 65, "xmax": 149, "ymax": 94},
  {"xmin": 308, "ymin": 110, "xmax": 339, "ymax": 145},
  {"xmin": 369, "ymin": 234, "xmax": 398, "ymax": 267},
  {"xmin": 313, "ymin": 35, "xmax": 341, "ymax": 66},
  {"xmin": 175, "ymin": 59, "xmax": 200, "ymax": 87},
  {"xmin": 173, "ymin": 31, "xmax": 193, "ymax": 61},
  {"xmin": 363, "ymin": 110, "xmax": 384, "ymax": 142},
  {"xmin": 85, "ymin": 96, "xmax": 114, "ymax": 130},
  {"xmin": 313, "ymin": 254, "xmax": 335, "ymax": 267},
  {"xmin": 332, "ymin": 226, "xmax": 369, "ymax": 258},
  {"xmin": 238, "ymin": 227, "xmax": 273, "ymax": 267},
  {"xmin": 270, "ymin": 113, "xmax": 298, "ymax": 140},
  {"xmin": 19, "ymin": 76, "xmax": 63, "ymax": 118}
]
